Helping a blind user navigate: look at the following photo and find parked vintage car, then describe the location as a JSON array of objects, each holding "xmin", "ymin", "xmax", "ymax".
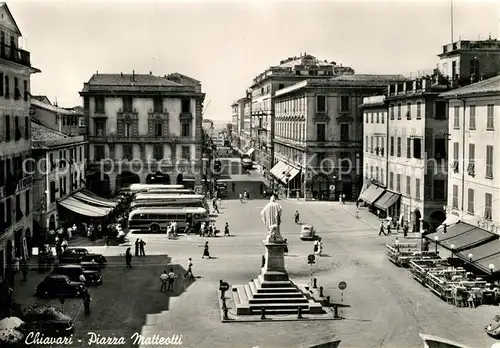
[
  {"xmin": 59, "ymin": 248, "xmax": 107, "ymax": 265},
  {"xmin": 35, "ymin": 275, "xmax": 86, "ymax": 298},
  {"xmin": 300, "ymin": 225, "xmax": 316, "ymax": 240},
  {"xmin": 52, "ymin": 265, "xmax": 102, "ymax": 285},
  {"xmin": 23, "ymin": 306, "xmax": 74, "ymax": 336},
  {"xmin": 485, "ymin": 314, "xmax": 500, "ymax": 338}
]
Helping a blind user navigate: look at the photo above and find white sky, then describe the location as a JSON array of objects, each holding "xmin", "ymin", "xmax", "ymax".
[{"xmin": 8, "ymin": 0, "xmax": 500, "ymax": 122}]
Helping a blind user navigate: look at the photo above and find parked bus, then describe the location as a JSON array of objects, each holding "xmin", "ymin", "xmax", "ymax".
[
  {"xmin": 128, "ymin": 184, "xmax": 184, "ymax": 194},
  {"xmin": 130, "ymin": 193, "xmax": 209, "ymax": 210},
  {"xmin": 128, "ymin": 207, "xmax": 209, "ymax": 233}
]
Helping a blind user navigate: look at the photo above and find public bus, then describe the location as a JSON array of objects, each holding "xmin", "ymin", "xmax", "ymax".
[
  {"xmin": 128, "ymin": 184, "xmax": 184, "ymax": 194},
  {"xmin": 130, "ymin": 193, "xmax": 209, "ymax": 211},
  {"xmin": 127, "ymin": 207, "xmax": 209, "ymax": 233}
]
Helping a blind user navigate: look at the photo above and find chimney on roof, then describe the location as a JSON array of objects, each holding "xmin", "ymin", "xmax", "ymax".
[
  {"xmin": 132, "ymin": 70, "xmax": 135, "ymax": 82},
  {"xmin": 149, "ymin": 71, "xmax": 152, "ymax": 75},
  {"xmin": 121, "ymin": 72, "xmax": 123, "ymax": 78},
  {"xmin": 96, "ymin": 70, "xmax": 98, "ymax": 75}
]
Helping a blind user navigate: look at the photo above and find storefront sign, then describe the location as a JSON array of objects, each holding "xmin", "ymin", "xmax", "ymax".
[{"xmin": 18, "ymin": 176, "xmax": 33, "ymax": 191}]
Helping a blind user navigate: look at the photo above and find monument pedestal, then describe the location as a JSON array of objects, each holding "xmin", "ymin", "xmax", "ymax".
[{"xmin": 231, "ymin": 240, "xmax": 324, "ymax": 316}]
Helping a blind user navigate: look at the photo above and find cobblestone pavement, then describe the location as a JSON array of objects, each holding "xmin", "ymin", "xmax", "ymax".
[{"xmin": 15, "ymin": 199, "xmax": 498, "ymax": 348}]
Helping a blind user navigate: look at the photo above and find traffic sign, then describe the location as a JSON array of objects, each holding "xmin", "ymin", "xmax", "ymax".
[
  {"xmin": 307, "ymin": 254, "xmax": 315, "ymax": 264},
  {"xmin": 219, "ymin": 283, "xmax": 230, "ymax": 292},
  {"xmin": 338, "ymin": 281, "xmax": 347, "ymax": 291}
]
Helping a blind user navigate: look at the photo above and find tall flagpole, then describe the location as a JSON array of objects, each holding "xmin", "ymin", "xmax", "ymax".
[{"xmin": 451, "ymin": 0, "xmax": 454, "ymax": 43}]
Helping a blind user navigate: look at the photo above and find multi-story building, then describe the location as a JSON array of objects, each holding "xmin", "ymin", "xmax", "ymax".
[
  {"xmin": 31, "ymin": 120, "xmax": 88, "ymax": 245},
  {"xmin": 271, "ymin": 74, "xmax": 403, "ymax": 201},
  {"xmin": 440, "ymin": 75, "xmax": 500, "ymax": 235},
  {"xmin": 249, "ymin": 54, "xmax": 355, "ymax": 171},
  {"xmin": 80, "ymin": 71, "xmax": 205, "ymax": 195},
  {"xmin": 239, "ymin": 94, "xmax": 252, "ymax": 152},
  {"xmin": 31, "ymin": 98, "xmax": 82, "ymax": 136},
  {"xmin": 230, "ymin": 101, "xmax": 238, "ymax": 145},
  {"xmin": 0, "ymin": 3, "xmax": 40, "ymax": 286},
  {"xmin": 438, "ymin": 37, "xmax": 500, "ymax": 87}
]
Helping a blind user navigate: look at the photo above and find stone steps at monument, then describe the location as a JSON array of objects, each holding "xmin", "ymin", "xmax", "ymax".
[
  {"xmin": 247, "ymin": 302, "xmax": 310, "ymax": 311},
  {"xmin": 255, "ymin": 275, "xmax": 295, "ymax": 289},
  {"xmin": 249, "ymin": 297, "xmax": 309, "ymax": 304},
  {"xmin": 252, "ymin": 292, "xmax": 306, "ymax": 299},
  {"xmin": 249, "ymin": 307, "xmax": 312, "ymax": 315},
  {"xmin": 233, "ymin": 285, "xmax": 249, "ymax": 304}
]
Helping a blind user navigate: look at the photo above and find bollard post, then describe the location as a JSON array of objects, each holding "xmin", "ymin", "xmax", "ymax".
[
  {"xmin": 222, "ymin": 297, "xmax": 227, "ymax": 309},
  {"xmin": 221, "ymin": 290, "xmax": 226, "ymax": 300},
  {"xmin": 223, "ymin": 307, "xmax": 229, "ymax": 320},
  {"xmin": 319, "ymin": 286, "xmax": 324, "ymax": 297},
  {"xmin": 260, "ymin": 307, "xmax": 266, "ymax": 320},
  {"xmin": 333, "ymin": 304, "xmax": 340, "ymax": 319},
  {"xmin": 297, "ymin": 306, "xmax": 303, "ymax": 319},
  {"xmin": 313, "ymin": 278, "xmax": 317, "ymax": 289},
  {"xmin": 325, "ymin": 295, "xmax": 330, "ymax": 307},
  {"xmin": 261, "ymin": 255, "xmax": 265, "ymax": 268}
]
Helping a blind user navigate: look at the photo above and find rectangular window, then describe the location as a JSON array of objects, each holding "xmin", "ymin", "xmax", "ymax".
[
  {"xmin": 94, "ymin": 145, "xmax": 105, "ymax": 161},
  {"xmin": 416, "ymin": 102, "xmax": 421, "ymax": 119},
  {"xmin": 469, "ymin": 105, "xmax": 476, "ymax": 129},
  {"xmin": 381, "ymin": 112, "xmax": 384, "ymax": 124},
  {"xmin": 181, "ymin": 98, "xmax": 191, "ymax": 113},
  {"xmin": 467, "ymin": 143, "xmax": 475, "ymax": 175},
  {"xmin": 5, "ymin": 197, "xmax": 10, "ymax": 227},
  {"xmin": 24, "ymin": 116, "xmax": 28, "ymax": 139},
  {"xmin": 95, "ymin": 121, "xmax": 105, "ymax": 137},
  {"xmin": 316, "ymin": 96, "xmax": 326, "ymax": 113},
  {"xmin": 153, "ymin": 144, "xmax": 163, "ymax": 160},
  {"xmin": 434, "ymin": 179, "xmax": 446, "ymax": 200},
  {"xmin": 316, "ymin": 123, "xmax": 326, "ymax": 141},
  {"xmin": 0, "ymin": 73, "xmax": 3, "ymax": 97},
  {"xmin": 182, "ymin": 123, "xmax": 190, "ymax": 137},
  {"xmin": 390, "ymin": 105, "xmax": 394, "ymax": 120},
  {"xmin": 397, "ymin": 104, "xmax": 401, "ymax": 120},
  {"xmin": 79, "ymin": 147, "xmax": 82, "ymax": 162},
  {"xmin": 435, "ymin": 100, "xmax": 447, "ymax": 119},
  {"xmin": 467, "ymin": 188, "xmax": 474, "ymax": 214},
  {"xmin": 380, "ymin": 168, "xmax": 384, "ymax": 184},
  {"xmin": 23, "ymin": 80, "xmax": 27, "ymax": 101},
  {"xmin": 406, "ymin": 175, "xmax": 411, "ymax": 196},
  {"xmin": 452, "ymin": 185, "xmax": 458, "ymax": 209},
  {"xmin": 413, "ymin": 138, "xmax": 422, "ymax": 159},
  {"xmin": 390, "ymin": 136, "xmax": 394, "ymax": 156},
  {"xmin": 452, "ymin": 142, "xmax": 459, "ymax": 173},
  {"xmin": 340, "ymin": 124, "xmax": 349, "ymax": 142},
  {"xmin": 453, "ymin": 106, "xmax": 460, "ymax": 129},
  {"xmin": 486, "ymin": 145, "xmax": 493, "ymax": 179},
  {"xmin": 25, "ymin": 190, "xmax": 30, "ymax": 215},
  {"xmin": 376, "ymin": 112, "xmax": 379, "ymax": 123},
  {"xmin": 389, "ymin": 172, "xmax": 394, "ymax": 190},
  {"xmin": 370, "ymin": 136, "xmax": 374, "ymax": 153},
  {"xmin": 181, "ymin": 146, "xmax": 190, "ymax": 159},
  {"xmin": 365, "ymin": 112, "xmax": 369, "ymax": 124},
  {"xmin": 123, "ymin": 145, "xmax": 133, "ymax": 160},
  {"xmin": 14, "ymin": 116, "xmax": 20, "ymax": 141},
  {"xmin": 487, "ymin": 104, "xmax": 494, "ymax": 130},
  {"xmin": 396, "ymin": 174, "xmax": 401, "ymax": 192},
  {"xmin": 370, "ymin": 113, "xmax": 373, "ymax": 123},
  {"xmin": 15, "ymin": 194, "xmax": 21, "ymax": 222},
  {"xmin": 13, "ymin": 77, "xmax": 19, "ymax": 100},
  {"xmin": 122, "ymin": 97, "xmax": 133, "ymax": 112},
  {"xmin": 485, "ymin": 193, "xmax": 493, "ymax": 220},
  {"xmin": 50, "ymin": 181, "xmax": 56, "ymax": 203},
  {"xmin": 154, "ymin": 123, "xmax": 162, "ymax": 137},
  {"xmin": 154, "ymin": 97, "xmax": 163, "ymax": 113},
  {"xmin": 94, "ymin": 96, "xmax": 104, "ymax": 113},
  {"xmin": 4, "ymin": 115, "xmax": 9, "ymax": 142},
  {"xmin": 406, "ymin": 138, "xmax": 411, "ymax": 158},
  {"xmin": 365, "ymin": 135, "xmax": 368, "ymax": 152},
  {"xmin": 124, "ymin": 123, "xmax": 131, "ymax": 137},
  {"xmin": 340, "ymin": 96, "xmax": 349, "ymax": 112},
  {"xmin": 406, "ymin": 102, "xmax": 411, "ymax": 119},
  {"xmin": 415, "ymin": 178, "xmax": 420, "ymax": 200},
  {"xmin": 4, "ymin": 75, "xmax": 8, "ymax": 98},
  {"xmin": 397, "ymin": 137, "xmax": 401, "ymax": 157},
  {"xmin": 370, "ymin": 165, "xmax": 373, "ymax": 179}
]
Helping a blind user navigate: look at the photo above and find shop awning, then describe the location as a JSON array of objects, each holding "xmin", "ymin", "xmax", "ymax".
[
  {"xmin": 373, "ymin": 191, "xmax": 400, "ymax": 211},
  {"xmin": 455, "ymin": 239, "xmax": 500, "ymax": 274},
  {"xmin": 270, "ymin": 161, "xmax": 287, "ymax": 179},
  {"xmin": 246, "ymin": 148, "xmax": 255, "ymax": 157},
  {"xmin": 73, "ymin": 191, "xmax": 118, "ymax": 208},
  {"xmin": 59, "ymin": 196, "xmax": 112, "ymax": 217},
  {"xmin": 359, "ymin": 185, "xmax": 385, "ymax": 205},
  {"xmin": 425, "ymin": 222, "xmax": 497, "ymax": 251},
  {"xmin": 279, "ymin": 164, "xmax": 300, "ymax": 183}
]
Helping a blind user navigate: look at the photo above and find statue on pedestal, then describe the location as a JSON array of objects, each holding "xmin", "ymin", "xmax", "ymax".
[{"xmin": 261, "ymin": 196, "xmax": 284, "ymax": 243}]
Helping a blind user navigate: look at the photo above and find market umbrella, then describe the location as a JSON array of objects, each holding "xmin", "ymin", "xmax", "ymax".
[{"xmin": 0, "ymin": 317, "xmax": 24, "ymax": 330}]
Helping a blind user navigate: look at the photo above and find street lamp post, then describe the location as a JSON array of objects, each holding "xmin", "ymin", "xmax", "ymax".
[
  {"xmin": 434, "ymin": 236, "xmax": 439, "ymax": 254},
  {"xmin": 450, "ymin": 244, "xmax": 455, "ymax": 260},
  {"xmin": 489, "ymin": 264, "xmax": 495, "ymax": 275},
  {"xmin": 468, "ymin": 253, "xmax": 473, "ymax": 263}
]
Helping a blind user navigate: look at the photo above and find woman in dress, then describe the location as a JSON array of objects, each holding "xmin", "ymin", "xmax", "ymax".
[
  {"xmin": 125, "ymin": 247, "xmax": 132, "ymax": 267},
  {"xmin": 202, "ymin": 241, "xmax": 211, "ymax": 259}
]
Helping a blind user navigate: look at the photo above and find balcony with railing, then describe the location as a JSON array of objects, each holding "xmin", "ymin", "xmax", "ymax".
[
  {"xmin": 0, "ymin": 44, "xmax": 31, "ymax": 68},
  {"xmin": 89, "ymin": 134, "xmax": 197, "ymax": 144}
]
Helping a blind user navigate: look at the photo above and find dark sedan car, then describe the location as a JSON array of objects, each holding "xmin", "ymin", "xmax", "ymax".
[
  {"xmin": 52, "ymin": 265, "xmax": 102, "ymax": 286},
  {"xmin": 23, "ymin": 307, "xmax": 74, "ymax": 337},
  {"xmin": 59, "ymin": 248, "xmax": 107, "ymax": 265},
  {"xmin": 35, "ymin": 275, "xmax": 86, "ymax": 298}
]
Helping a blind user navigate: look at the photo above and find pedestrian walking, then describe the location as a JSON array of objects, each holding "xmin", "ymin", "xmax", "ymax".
[
  {"xmin": 83, "ymin": 288, "xmax": 91, "ymax": 315},
  {"xmin": 313, "ymin": 240, "xmax": 319, "ymax": 254},
  {"xmin": 239, "ymin": 193, "xmax": 243, "ymax": 203},
  {"xmin": 167, "ymin": 268, "xmax": 176, "ymax": 291},
  {"xmin": 224, "ymin": 222, "xmax": 230, "ymax": 236},
  {"xmin": 284, "ymin": 239, "xmax": 289, "ymax": 255},
  {"xmin": 139, "ymin": 239, "xmax": 146, "ymax": 256},
  {"xmin": 213, "ymin": 200, "xmax": 220, "ymax": 214},
  {"xmin": 21, "ymin": 258, "xmax": 28, "ymax": 282},
  {"xmin": 232, "ymin": 181, "xmax": 235, "ymax": 193},
  {"xmin": 294, "ymin": 210, "xmax": 300, "ymax": 224},
  {"xmin": 202, "ymin": 241, "xmax": 211, "ymax": 259},
  {"xmin": 135, "ymin": 239, "xmax": 139, "ymax": 256},
  {"xmin": 185, "ymin": 258, "xmax": 194, "ymax": 278},
  {"xmin": 403, "ymin": 224, "xmax": 409, "ymax": 238},
  {"xmin": 159, "ymin": 270, "xmax": 168, "ymax": 292},
  {"xmin": 125, "ymin": 247, "xmax": 132, "ymax": 267},
  {"xmin": 386, "ymin": 220, "xmax": 392, "ymax": 234},
  {"xmin": 342, "ymin": 193, "xmax": 346, "ymax": 204},
  {"xmin": 379, "ymin": 221, "xmax": 387, "ymax": 236}
]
